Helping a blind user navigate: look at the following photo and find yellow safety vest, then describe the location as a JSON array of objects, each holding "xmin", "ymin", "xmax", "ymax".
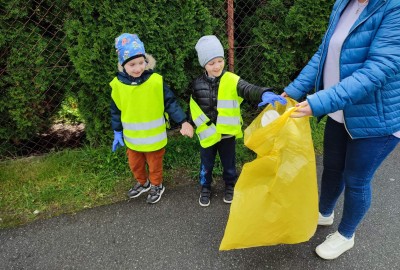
[
  {"xmin": 110, "ymin": 73, "xmax": 167, "ymax": 151},
  {"xmin": 190, "ymin": 72, "xmax": 243, "ymax": 148}
]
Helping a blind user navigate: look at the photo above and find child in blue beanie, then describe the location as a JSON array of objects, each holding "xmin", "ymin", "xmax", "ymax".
[
  {"xmin": 110, "ymin": 33, "xmax": 193, "ymax": 204},
  {"xmin": 189, "ymin": 35, "xmax": 286, "ymax": 207}
]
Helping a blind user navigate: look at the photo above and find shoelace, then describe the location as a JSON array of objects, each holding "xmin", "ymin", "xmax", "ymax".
[
  {"xmin": 133, "ymin": 182, "xmax": 142, "ymax": 189},
  {"xmin": 149, "ymin": 185, "xmax": 161, "ymax": 195},
  {"xmin": 326, "ymin": 232, "xmax": 349, "ymax": 242},
  {"xmin": 326, "ymin": 233, "xmax": 335, "ymax": 239},
  {"xmin": 225, "ymin": 190, "xmax": 233, "ymax": 195},
  {"xmin": 134, "ymin": 180, "xmax": 149, "ymax": 190},
  {"xmin": 225, "ymin": 186, "xmax": 234, "ymax": 195},
  {"xmin": 201, "ymin": 189, "xmax": 211, "ymax": 198}
]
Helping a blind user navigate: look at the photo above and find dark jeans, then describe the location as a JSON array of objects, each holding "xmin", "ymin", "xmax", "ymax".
[
  {"xmin": 199, "ymin": 136, "xmax": 237, "ymax": 189},
  {"xmin": 319, "ymin": 117, "xmax": 399, "ymax": 238}
]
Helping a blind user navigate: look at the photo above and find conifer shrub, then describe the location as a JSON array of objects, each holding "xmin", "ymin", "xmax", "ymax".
[
  {"xmin": 234, "ymin": 0, "xmax": 333, "ymax": 91},
  {"xmin": 64, "ymin": 0, "xmax": 224, "ymax": 145}
]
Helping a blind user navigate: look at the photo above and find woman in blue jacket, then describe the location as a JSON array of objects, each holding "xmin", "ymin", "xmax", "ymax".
[{"xmin": 283, "ymin": 0, "xmax": 400, "ymax": 260}]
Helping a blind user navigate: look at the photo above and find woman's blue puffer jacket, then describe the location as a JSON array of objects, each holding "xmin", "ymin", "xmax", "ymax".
[{"xmin": 284, "ymin": 0, "xmax": 400, "ymax": 138}]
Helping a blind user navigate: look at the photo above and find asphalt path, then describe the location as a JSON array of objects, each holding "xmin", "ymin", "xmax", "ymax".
[{"xmin": 1, "ymin": 146, "xmax": 399, "ymax": 270}]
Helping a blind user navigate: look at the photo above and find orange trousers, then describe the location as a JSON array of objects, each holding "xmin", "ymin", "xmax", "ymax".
[{"xmin": 126, "ymin": 148, "xmax": 166, "ymax": 186}]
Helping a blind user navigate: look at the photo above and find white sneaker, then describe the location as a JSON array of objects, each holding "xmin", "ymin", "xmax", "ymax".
[
  {"xmin": 318, "ymin": 212, "xmax": 334, "ymax": 226},
  {"xmin": 316, "ymin": 231, "xmax": 355, "ymax": 260}
]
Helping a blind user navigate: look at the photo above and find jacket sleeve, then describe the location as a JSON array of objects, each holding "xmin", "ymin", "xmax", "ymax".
[
  {"xmin": 110, "ymin": 99, "xmax": 122, "ymax": 131},
  {"xmin": 164, "ymin": 82, "xmax": 187, "ymax": 125},
  {"xmin": 237, "ymin": 78, "xmax": 271, "ymax": 103},
  {"xmin": 284, "ymin": 43, "xmax": 323, "ymax": 101},
  {"xmin": 307, "ymin": 6, "xmax": 400, "ymax": 117}
]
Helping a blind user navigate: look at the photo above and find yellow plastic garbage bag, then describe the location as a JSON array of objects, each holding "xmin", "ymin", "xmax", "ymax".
[{"xmin": 219, "ymin": 98, "xmax": 318, "ymax": 250}]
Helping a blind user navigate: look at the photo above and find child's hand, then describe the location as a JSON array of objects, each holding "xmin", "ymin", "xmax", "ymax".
[
  {"xmin": 180, "ymin": 122, "xmax": 194, "ymax": 138},
  {"xmin": 258, "ymin": 92, "xmax": 287, "ymax": 108},
  {"xmin": 112, "ymin": 130, "xmax": 125, "ymax": 152}
]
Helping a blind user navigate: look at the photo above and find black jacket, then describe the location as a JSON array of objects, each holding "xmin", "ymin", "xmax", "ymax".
[
  {"xmin": 110, "ymin": 70, "xmax": 187, "ymax": 131},
  {"xmin": 190, "ymin": 71, "xmax": 270, "ymax": 124}
]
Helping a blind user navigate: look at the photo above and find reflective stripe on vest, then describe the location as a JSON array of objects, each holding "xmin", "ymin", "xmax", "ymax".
[
  {"xmin": 189, "ymin": 72, "xmax": 242, "ymax": 148},
  {"xmin": 193, "ymin": 113, "xmax": 208, "ymax": 127},
  {"xmin": 216, "ymin": 99, "xmax": 241, "ymax": 125},
  {"xmin": 124, "ymin": 132, "xmax": 167, "ymax": 145},
  {"xmin": 122, "ymin": 116, "xmax": 165, "ymax": 131},
  {"xmin": 190, "ymin": 96, "xmax": 221, "ymax": 148},
  {"xmin": 216, "ymin": 115, "xmax": 241, "ymax": 125},
  {"xmin": 216, "ymin": 72, "xmax": 243, "ymax": 137},
  {"xmin": 217, "ymin": 100, "xmax": 239, "ymax": 109},
  {"xmin": 198, "ymin": 125, "xmax": 217, "ymax": 140},
  {"xmin": 110, "ymin": 74, "xmax": 167, "ymax": 151}
]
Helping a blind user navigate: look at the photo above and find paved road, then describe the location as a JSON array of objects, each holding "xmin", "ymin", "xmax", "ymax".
[{"xmin": 1, "ymin": 146, "xmax": 399, "ymax": 270}]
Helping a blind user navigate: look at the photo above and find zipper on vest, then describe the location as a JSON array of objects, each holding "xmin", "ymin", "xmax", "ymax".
[{"xmin": 211, "ymin": 81, "xmax": 217, "ymax": 122}]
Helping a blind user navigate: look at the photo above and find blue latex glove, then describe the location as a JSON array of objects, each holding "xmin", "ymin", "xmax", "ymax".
[
  {"xmin": 112, "ymin": 130, "xmax": 125, "ymax": 152},
  {"xmin": 258, "ymin": 92, "xmax": 287, "ymax": 108}
]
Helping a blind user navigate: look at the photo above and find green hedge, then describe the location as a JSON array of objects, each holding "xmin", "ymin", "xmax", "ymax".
[
  {"xmin": 1, "ymin": 0, "xmax": 333, "ymax": 151},
  {"xmin": 64, "ymin": 0, "xmax": 224, "ymax": 146},
  {"xmin": 235, "ymin": 0, "xmax": 333, "ymax": 90},
  {"xmin": 0, "ymin": 0, "xmax": 77, "ymax": 144}
]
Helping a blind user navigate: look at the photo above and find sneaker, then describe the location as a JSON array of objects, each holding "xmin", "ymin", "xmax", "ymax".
[
  {"xmin": 199, "ymin": 187, "xmax": 211, "ymax": 207},
  {"xmin": 127, "ymin": 180, "xmax": 150, "ymax": 198},
  {"xmin": 315, "ymin": 231, "xmax": 355, "ymax": 260},
  {"xmin": 318, "ymin": 211, "xmax": 334, "ymax": 226},
  {"xmin": 146, "ymin": 184, "xmax": 165, "ymax": 204},
  {"xmin": 223, "ymin": 185, "xmax": 234, "ymax": 204}
]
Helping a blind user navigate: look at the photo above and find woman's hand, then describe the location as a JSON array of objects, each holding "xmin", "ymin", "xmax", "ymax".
[{"xmin": 291, "ymin": 100, "xmax": 313, "ymax": 118}]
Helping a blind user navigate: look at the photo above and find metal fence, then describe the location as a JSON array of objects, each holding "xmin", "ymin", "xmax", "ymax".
[
  {"xmin": 1, "ymin": 0, "xmax": 84, "ymax": 158},
  {"xmin": 0, "ymin": 0, "xmax": 267, "ymax": 159}
]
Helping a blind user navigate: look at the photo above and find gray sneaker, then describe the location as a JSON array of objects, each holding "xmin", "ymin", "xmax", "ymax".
[
  {"xmin": 199, "ymin": 187, "xmax": 211, "ymax": 207},
  {"xmin": 223, "ymin": 185, "xmax": 234, "ymax": 203},
  {"xmin": 127, "ymin": 180, "xmax": 150, "ymax": 198},
  {"xmin": 146, "ymin": 184, "xmax": 165, "ymax": 204}
]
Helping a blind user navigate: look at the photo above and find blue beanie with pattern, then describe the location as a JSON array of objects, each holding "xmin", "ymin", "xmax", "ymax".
[{"xmin": 115, "ymin": 33, "xmax": 146, "ymax": 66}]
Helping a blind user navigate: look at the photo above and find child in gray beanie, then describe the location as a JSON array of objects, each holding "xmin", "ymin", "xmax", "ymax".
[
  {"xmin": 195, "ymin": 35, "xmax": 225, "ymax": 68},
  {"xmin": 189, "ymin": 35, "xmax": 287, "ymax": 207}
]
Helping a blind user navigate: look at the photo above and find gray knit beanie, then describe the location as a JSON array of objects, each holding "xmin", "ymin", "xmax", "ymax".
[{"xmin": 195, "ymin": 35, "xmax": 224, "ymax": 67}]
